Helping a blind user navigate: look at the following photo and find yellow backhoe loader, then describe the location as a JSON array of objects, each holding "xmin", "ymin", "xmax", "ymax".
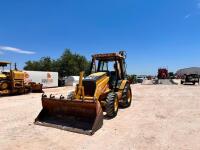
[{"xmin": 35, "ymin": 51, "xmax": 132, "ymax": 135}]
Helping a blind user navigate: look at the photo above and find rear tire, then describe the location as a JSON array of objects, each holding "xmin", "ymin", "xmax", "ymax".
[
  {"xmin": 105, "ymin": 92, "xmax": 119, "ymax": 118},
  {"xmin": 120, "ymin": 84, "xmax": 132, "ymax": 108}
]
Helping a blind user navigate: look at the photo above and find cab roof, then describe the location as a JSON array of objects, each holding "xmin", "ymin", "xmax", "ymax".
[
  {"xmin": 0, "ymin": 61, "xmax": 11, "ymax": 67},
  {"xmin": 92, "ymin": 53, "xmax": 124, "ymax": 61}
]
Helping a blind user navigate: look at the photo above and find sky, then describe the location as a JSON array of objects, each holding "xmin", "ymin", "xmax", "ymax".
[{"xmin": 0, "ymin": 0, "xmax": 200, "ymax": 75}]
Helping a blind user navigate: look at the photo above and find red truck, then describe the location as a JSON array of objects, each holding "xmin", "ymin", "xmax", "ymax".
[{"xmin": 158, "ymin": 68, "xmax": 168, "ymax": 79}]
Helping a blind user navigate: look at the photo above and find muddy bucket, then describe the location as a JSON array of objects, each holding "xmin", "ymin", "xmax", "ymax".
[{"xmin": 34, "ymin": 96, "xmax": 103, "ymax": 135}]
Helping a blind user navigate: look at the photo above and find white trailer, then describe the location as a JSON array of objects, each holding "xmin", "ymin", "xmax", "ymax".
[{"xmin": 23, "ymin": 70, "xmax": 58, "ymax": 88}]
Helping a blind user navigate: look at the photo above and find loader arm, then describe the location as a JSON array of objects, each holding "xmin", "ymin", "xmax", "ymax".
[{"xmin": 74, "ymin": 71, "xmax": 85, "ymax": 99}]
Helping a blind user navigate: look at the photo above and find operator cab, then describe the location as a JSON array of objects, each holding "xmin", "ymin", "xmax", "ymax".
[
  {"xmin": 90, "ymin": 52, "xmax": 127, "ymax": 89},
  {"xmin": 0, "ymin": 61, "xmax": 11, "ymax": 75}
]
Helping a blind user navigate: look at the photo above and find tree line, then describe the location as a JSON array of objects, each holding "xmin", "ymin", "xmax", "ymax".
[{"xmin": 24, "ymin": 49, "xmax": 90, "ymax": 77}]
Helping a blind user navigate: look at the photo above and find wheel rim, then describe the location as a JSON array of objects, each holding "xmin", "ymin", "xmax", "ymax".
[
  {"xmin": 2, "ymin": 83, "xmax": 8, "ymax": 90},
  {"xmin": 127, "ymin": 89, "xmax": 131, "ymax": 103},
  {"xmin": 114, "ymin": 97, "xmax": 118, "ymax": 112}
]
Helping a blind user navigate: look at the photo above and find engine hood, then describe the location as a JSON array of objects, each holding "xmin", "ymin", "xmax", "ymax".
[
  {"xmin": 82, "ymin": 72, "xmax": 108, "ymax": 97},
  {"xmin": 0, "ymin": 73, "xmax": 6, "ymax": 78},
  {"xmin": 84, "ymin": 72, "xmax": 107, "ymax": 81}
]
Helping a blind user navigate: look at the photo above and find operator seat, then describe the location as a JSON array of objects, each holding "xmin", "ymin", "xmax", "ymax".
[{"xmin": 109, "ymin": 71, "xmax": 117, "ymax": 89}]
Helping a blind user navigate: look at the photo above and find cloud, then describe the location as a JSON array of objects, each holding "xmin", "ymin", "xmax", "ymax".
[
  {"xmin": 184, "ymin": 14, "xmax": 191, "ymax": 19},
  {"xmin": 0, "ymin": 45, "xmax": 35, "ymax": 54},
  {"xmin": 184, "ymin": 1, "xmax": 200, "ymax": 19},
  {"xmin": 197, "ymin": 0, "xmax": 200, "ymax": 8}
]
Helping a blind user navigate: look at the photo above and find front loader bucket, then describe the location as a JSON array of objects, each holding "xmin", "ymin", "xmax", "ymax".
[{"xmin": 34, "ymin": 96, "xmax": 103, "ymax": 135}]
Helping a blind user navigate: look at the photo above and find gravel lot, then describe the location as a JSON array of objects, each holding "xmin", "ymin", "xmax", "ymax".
[{"xmin": 0, "ymin": 85, "xmax": 200, "ymax": 150}]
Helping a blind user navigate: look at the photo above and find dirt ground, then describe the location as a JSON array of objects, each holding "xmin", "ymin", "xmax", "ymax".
[{"xmin": 0, "ymin": 85, "xmax": 200, "ymax": 150}]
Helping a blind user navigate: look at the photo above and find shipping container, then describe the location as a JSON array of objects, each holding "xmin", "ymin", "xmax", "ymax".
[{"xmin": 23, "ymin": 70, "xmax": 58, "ymax": 88}]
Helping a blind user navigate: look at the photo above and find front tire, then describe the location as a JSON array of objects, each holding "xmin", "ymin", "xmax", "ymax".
[
  {"xmin": 120, "ymin": 84, "xmax": 132, "ymax": 108},
  {"xmin": 105, "ymin": 92, "xmax": 119, "ymax": 118}
]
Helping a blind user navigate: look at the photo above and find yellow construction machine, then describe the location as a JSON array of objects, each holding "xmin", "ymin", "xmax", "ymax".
[
  {"xmin": 0, "ymin": 61, "xmax": 32, "ymax": 96},
  {"xmin": 28, "ymin": 82, "xmax": 43, "ymax": 93},
  {"xmin": 35, "ymin": 51, "xmax": 132, "ymax": 135}
]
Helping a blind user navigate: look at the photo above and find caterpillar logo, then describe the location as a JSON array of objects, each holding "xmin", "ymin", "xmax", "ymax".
[
  {"xmin": 47, "ymin": 73, "xmax": 51, "ymax": 79},
  {"xmin": 24, "ymin": 72, "xmax": 32, "ymax": 84},
  {"xmin": 24, "ymin": 72, "xmax": 30, "ymax": 78},
  {"xmin": 42, "ymin": 73, "xmax": 53, "ymax": 84}
]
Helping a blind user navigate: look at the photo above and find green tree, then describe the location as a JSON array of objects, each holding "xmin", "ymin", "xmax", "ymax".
[
  {"xmin": 24, "ymin": 60, "xmax": 41, "ymax": 71},
  {"xmin": 24, "ymin": 49, "xmax": 90, "ymax": 78},
  {"xmin": 24, "ymin": 57, "xmax": 53, "ymax": 71},
  {"xmin": 57, "ymin": 49, "xmax": 90, "ymax": 77}
]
